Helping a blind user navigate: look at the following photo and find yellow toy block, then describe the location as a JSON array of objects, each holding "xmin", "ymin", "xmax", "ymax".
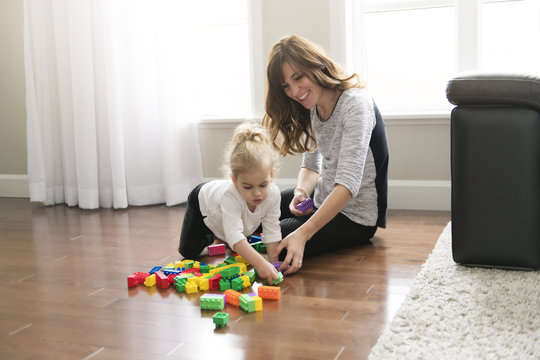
[
  {"xmin": 144, "ymin": 274, "xmax": 156, "ymax": 287},
  {"xmin": 199, "ymin": 277, "xmax": 209, "ymax": 291},
  {"xmin": 234, "ymin": 255, "xmax": 250, "ymax": 266},
  {"xmin": 240, "ymin": 274, "xmax": 251, "ymax": 287},
  {"xmin": 253, "ymin": 296, "xmax": 263, "ymax": 311},
  {"xmin": 185, "ymin": 282, "xmax": 198, "ymax": 294},
  {"xmin": 187, "ymin": 277, "xmax": 199, "ymax": 286},
  {"xmin": 164, "ymin": 262, "xmax": 175, "ymax": 268},
  {"xmin": 175, "ymin": 260, "xmax": 185, "ymax": 269}
]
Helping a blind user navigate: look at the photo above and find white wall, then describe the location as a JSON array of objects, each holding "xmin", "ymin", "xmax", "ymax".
[{"xmin": 0, "ymin": 0, "xmax": 451, "ymax": 209}]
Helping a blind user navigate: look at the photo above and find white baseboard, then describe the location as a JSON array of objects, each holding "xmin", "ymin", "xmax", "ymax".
[
  {"xmin": 388, "ymin": 179, "xmax": 450, "ymax": 211},
  {"xmin": 209, "ymin": 177, "xmax": 451, "ymax": 211},
  {"xmin": 0, "ymin": 174, "xmax": 30, "ymax": 198}
]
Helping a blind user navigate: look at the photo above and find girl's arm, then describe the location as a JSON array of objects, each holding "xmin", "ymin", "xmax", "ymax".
[{"xmin": 233, "ymin": 239, "xmax": 278, "ymax": 284}]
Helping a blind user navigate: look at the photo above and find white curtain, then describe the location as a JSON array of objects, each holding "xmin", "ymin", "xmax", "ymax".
[{"xmin": 24, "ymin": 0, "xmax": 203, "ymax": 209}]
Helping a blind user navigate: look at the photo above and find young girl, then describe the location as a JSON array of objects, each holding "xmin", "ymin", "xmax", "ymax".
[
  {"xmin": 178, "ymin": 121, "xmax": 281, "ymax": 284},
  {"xmin": 263, "ymin": 34, "xmax": 389, "ymax": 275}
]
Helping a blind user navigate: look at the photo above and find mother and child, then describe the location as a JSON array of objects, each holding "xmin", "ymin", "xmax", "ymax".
[{"xmin": 178, "ymin": 34, "xmax": 389, "ymax": 284}]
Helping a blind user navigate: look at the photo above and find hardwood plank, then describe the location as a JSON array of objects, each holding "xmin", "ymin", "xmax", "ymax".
[{"xmin": 0, "ymin": 198, "xmax": 450, "ymax": 359}]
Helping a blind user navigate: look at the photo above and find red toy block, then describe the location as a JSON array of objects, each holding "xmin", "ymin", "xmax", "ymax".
[
  {"xmin": 258, "ymin": 285, "xmax": 281, "ymax": 300},
  {"xmin": 127, "ymin": 274, "xmax": 139, "ymax": 288},
  {"xmin": 167, "ymin": 274, "xmax": 179, "ymax": 284},
  {"xmin": 208, "ymin": 243, "xmax": 226, "ymax": 256},
  {"xmin": 209, "ymin": 274, "xmax": 222, "ymax": 290},
  {"xmin": 224, "ymin": 289, "xmax": 242, "ymax": 306},
  {"xmin": 180, "ymin": 268, "xmax": 200, "ymax": 275},
  {"xmin": 134, "ymin": 272, "xmax": 149, "ymax": 283},
  {"xmin": 155, "ymin": 270, "xmax": 170, "ymax": 289}
]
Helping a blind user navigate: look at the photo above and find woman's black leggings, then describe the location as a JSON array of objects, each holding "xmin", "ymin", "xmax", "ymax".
[{"xmin": 279, "ymin": 188, "xmax": 377, "ymax": 259}]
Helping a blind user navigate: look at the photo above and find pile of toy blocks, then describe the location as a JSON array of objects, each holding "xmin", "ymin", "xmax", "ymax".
[{"xmin": 127, "ymin": 254, "xmax": 283, "ymax": 328}]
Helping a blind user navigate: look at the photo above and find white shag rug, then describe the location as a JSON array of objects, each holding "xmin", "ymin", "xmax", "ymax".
[{"xmin": 369, "ymin": 222, "xmax": 540, "ymax": 360}]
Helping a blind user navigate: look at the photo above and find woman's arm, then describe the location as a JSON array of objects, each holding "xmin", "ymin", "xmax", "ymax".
[
  {"xmin": 278, "ymin": 184, "xmax": 352, "ymax": 275},
  {"xmin": 290, "ymin": 167, "xmax": 320, "ymax": 216}
]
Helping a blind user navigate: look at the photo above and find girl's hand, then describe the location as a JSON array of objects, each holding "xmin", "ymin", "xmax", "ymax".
[
  {"xmin": 277, "ymin": 229, "xmax": 308, "ymax": 275},
  {"xmin": 256, "ymin": 260, "xmax": 280, "ymax": 284}
]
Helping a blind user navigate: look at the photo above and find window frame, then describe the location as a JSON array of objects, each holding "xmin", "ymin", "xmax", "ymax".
[{"xmin": 331, "ymin": 0, "xmax": 540, "ymax": 120}]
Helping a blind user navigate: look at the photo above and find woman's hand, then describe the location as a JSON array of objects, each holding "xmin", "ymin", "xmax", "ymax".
[
  {"xmin": 289, "ymin": 192, "xmax": 313, "ymax": 217},
  {"xmin": 277, "ymin": 229, "xmax": 308, "ymax": 275}
]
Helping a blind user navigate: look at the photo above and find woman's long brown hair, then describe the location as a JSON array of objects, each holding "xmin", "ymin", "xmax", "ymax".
[{"xmin": 262, "ymin": 34, "xmax": 364, "ymax": 156}]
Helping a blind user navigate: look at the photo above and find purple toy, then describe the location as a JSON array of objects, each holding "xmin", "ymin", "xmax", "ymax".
[{"xmin": 296, "ymin": 197, "xmax": 314, "ymax": 213}]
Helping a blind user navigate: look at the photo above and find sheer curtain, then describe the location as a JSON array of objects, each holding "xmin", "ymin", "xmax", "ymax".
[{"xmin": 24, "ymin": 0, "xmax": 203, "ymax": 209}]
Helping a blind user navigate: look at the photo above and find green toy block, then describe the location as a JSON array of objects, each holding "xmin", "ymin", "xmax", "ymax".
[
  {"xmin": 219, "ymin": 278, "xmax": 231, "ymax": 291},
  {"xmin": 220, "ymin": 266, "xmax": 240, "ymax": 279},
  {"xmin": 213, "ymin": 312, "xmax": 229, "ymax": 328},
  {"xmin": 184, "ymin": 260, "xmax": 194, "ymax": 269},
  {"xmin": 247, "ymin": 270, "xmax": 256, "ymax": 284},
  {"xmin": 239, "ymin": 294, "xmax": 255, "ymax": 312},
  {"xmin": 199, "ymin": 264, "xmax": 210, "ymax": 273},
  {"xmin": 231, "ymin": 277, "xmax": 244, "ymax": 291},
  {"xmin": 200, "ymin": 294, "xmax": 225, "ymax": 310},
  {"xmin": 272, "ymin": 272, "xmax": 284, "ymax": 285},
  {"xmin": 174, "ymin": 277, "xmax": 187, "ymax": 292}
]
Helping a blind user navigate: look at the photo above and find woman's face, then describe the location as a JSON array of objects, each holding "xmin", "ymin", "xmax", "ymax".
[{"xmin": 281, "ymin": 62, "xmax": 322, "ymax": 110}]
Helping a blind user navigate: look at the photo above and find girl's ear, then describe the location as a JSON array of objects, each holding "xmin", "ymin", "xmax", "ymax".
[{"xmin": 231, "ymin": 174, "xmax": 237, "ymax": 186}]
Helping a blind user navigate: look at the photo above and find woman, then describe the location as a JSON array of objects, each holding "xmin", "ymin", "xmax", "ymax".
[{"xmin": 263, "ymin": 34, "xmax": 389, "ymax": 275}]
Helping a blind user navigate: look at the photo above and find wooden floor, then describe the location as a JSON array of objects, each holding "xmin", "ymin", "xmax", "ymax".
[{"xmin": 0, "ymin": 197, "xmax": 450, "ymax": 360}]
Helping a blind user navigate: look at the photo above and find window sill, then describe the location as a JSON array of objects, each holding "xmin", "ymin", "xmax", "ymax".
[{"xmin": 197, "ymin": 112, "xmax": 451, "ymax": 128}]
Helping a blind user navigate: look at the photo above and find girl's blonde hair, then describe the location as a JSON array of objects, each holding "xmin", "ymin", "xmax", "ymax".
[
  {"xmin": 262, "ymin": 34, "xmax": 364, "ymax": 156},
  {"xmin": 223, "ymin": 121, "xmax": 279, "ymax": 178}
]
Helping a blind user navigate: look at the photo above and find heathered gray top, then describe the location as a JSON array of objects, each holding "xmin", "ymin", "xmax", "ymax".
[{"xmin": 302, "ymin": 88, "xmax": 378, "ymax": 226}]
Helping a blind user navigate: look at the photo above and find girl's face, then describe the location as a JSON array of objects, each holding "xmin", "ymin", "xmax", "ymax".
[
  {"xmin": 281, "ymin": 61, "xmax": 322, "ymax": 110},
  {"xmin": 232, "ymin": 168, "xmax": 274, "ymax": 212}
]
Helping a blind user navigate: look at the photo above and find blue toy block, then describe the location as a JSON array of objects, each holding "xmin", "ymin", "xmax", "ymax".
[{"xmin": 148, "ymin": 266, "xmax": 162, "ymax": 274}]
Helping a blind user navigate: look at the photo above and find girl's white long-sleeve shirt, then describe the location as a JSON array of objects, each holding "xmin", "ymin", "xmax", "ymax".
[{"xmin": 198, "ymin": 180, "xmax": 282, "ymax": 248}]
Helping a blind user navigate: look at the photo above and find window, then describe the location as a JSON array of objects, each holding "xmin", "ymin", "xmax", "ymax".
[
  {"xmin": 351, "ymin": 0, "xmax": 540, "ymax": 114},
  {"xmin": 187, "ymin": 0, "xmax": 251, "ymax": 119}
]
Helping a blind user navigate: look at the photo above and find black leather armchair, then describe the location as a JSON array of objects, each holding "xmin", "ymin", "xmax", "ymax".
[{"xmin": 446, "ymin": 72, "xmax": 540, "ymax": 269}]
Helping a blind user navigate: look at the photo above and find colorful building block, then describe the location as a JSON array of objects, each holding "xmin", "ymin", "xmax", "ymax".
[
  {"xmin": 239, "ymin": 294, "xmax": 255, "ymax": 312},
  {"xmin": 213, "ymin": 312, "xmax": 229, "ymax": 328},
  {"xmin": 155, "ymin": 270, "xmax": 170, "ymax": 289},
  {"xmin": 231, "ymin": 277, "xmax": 244, "ymax": 291},
  {"xmin": 144, "ymin": 274, "xmax": 156, "ymax": 287},
  {"xmin": 209, "ymin": 274, "xmax": 221, "ymax": 290},
  {"xmin": 200, "ymin": 294, "xmax": 225, "ymax": 310},
  {"xmin": 148, "ymin": 266, "xmax": 162, "ymax": 274},
  {"xmin": 272, "ymin": 272, "xmax": 284, "ymax": 285},
  {"xmin": 127, "ymin": 274, "xmax": 139, "ymax": 288},
  {"xmin": 253, "ymin": 296, "xmax": 263, "ymax": 311},
  {"xmin": 208, "ymin": 243, "xmax": 226, "ymax": 256},
  {"xmin": 219, "ymin": 278, "xmax": 231, "ymax": 291},
  {"xmin": 296, "ymin": 197, "xmax": 314, "ymax": 213},
  {"xmin": 224, "ymin": 289, "xmax": 242, "ymax": 307},
  {"xmin": 184, "ymin": 281, "xmax": 198, "ymax": 294},
  {"xmin": 258, "ymin": 285, "xmax": 281, "ymax": 300}
]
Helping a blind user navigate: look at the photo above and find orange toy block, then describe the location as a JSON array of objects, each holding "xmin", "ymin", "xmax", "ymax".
[
  {"xmin": 257, "ymin": 285, "xmax": 281, "ymax": 300},
  {"xmin": 224, "ymin": 289, "xmax": 242, "ymax": 306}
]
